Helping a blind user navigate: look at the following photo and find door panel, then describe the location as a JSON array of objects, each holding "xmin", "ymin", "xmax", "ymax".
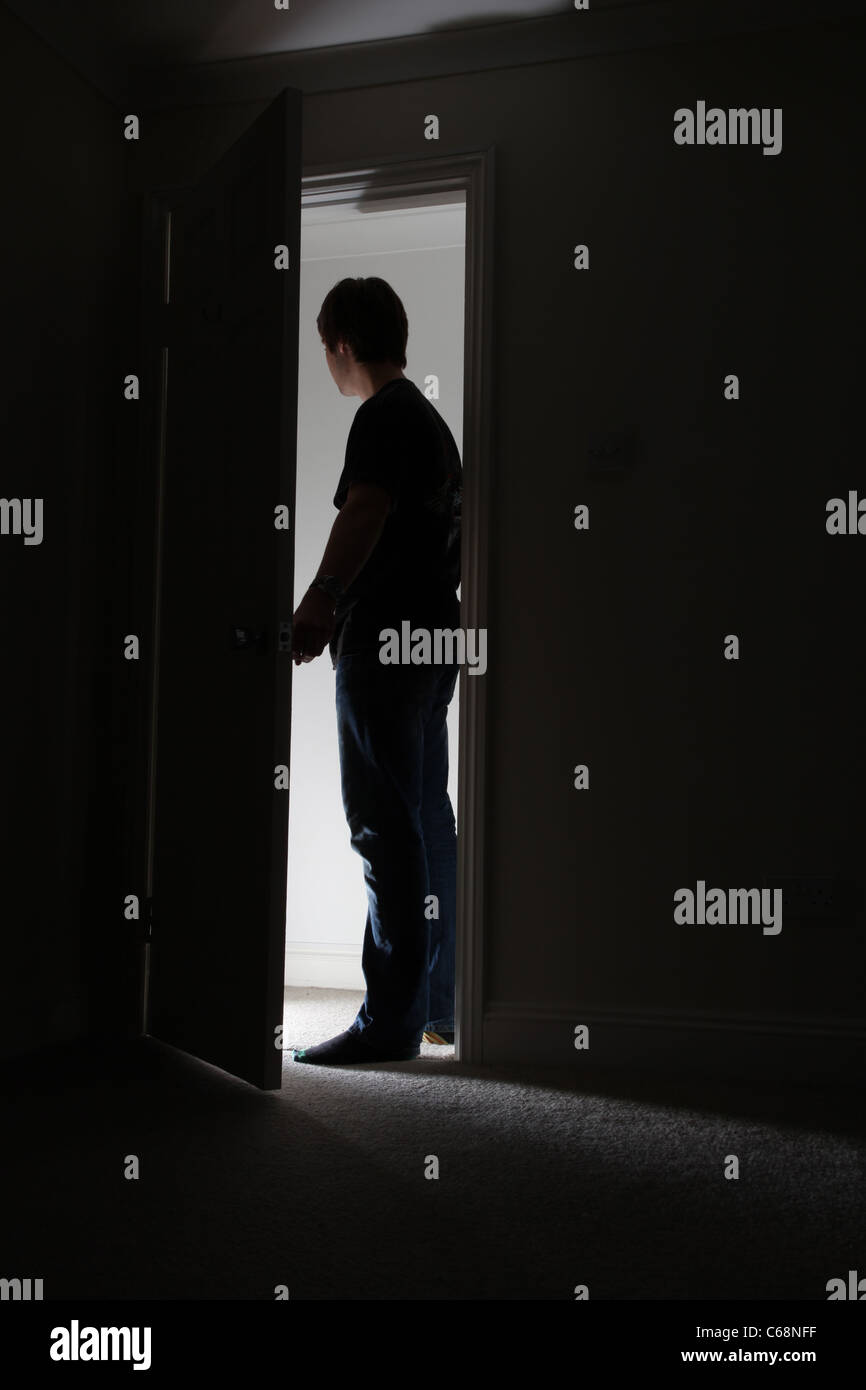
[{"xmin": 147, "ymin": 88, "xmax": 301, "ymax": 1088}]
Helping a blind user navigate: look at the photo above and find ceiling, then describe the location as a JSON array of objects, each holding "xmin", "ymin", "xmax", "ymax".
[
  {"xmin": 5, "ymin": 0, "xmax": 572, "ymax": 70},
  {"xmin": 5, "ymin": 0, "xmax": 853, "ymax": 109}
]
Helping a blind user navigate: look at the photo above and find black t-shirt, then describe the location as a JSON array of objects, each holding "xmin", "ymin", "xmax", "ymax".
[{"xmin": 328, "ymin": 377, "xmax": 462, "ymax": 667}]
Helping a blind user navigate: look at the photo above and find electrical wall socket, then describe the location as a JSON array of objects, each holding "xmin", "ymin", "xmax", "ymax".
[{"xmin": 762, "ymin": 874, "xmax": 861, "ymax": 925}]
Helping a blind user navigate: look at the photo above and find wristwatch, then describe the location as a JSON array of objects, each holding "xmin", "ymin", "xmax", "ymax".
[{"xmin": 309, "ymin": 573, "xmax": 344, "ymax": 603}]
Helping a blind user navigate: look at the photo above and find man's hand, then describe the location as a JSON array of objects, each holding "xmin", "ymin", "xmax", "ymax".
[
  {"xmin": 291, "ymin": 586, "xmax": 336, "ymax": 665},
  {"xmin": 292, "ymin": 482, "xmax": 391, "ymax": 667}
]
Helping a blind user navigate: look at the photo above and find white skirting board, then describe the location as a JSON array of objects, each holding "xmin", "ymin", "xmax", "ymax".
[{"xmin": 284, "ymin": 942, "xmax": 364, "ymax": 991}]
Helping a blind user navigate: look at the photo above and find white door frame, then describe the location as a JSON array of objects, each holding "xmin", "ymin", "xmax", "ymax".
[{"xmin": 301, "ymin": 149, "xmax": 495, "ymax": 1063}]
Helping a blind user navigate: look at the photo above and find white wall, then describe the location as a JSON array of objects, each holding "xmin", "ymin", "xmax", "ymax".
[{"xmin": 285, "ymin": 202, "xmax": 465, "ymax": 987}]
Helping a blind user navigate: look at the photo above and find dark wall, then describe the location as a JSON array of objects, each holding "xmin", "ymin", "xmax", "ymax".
[
  {"xmin": 0, "ymin": 3, "xmax": 141, "ymax": 1058},
  {"xmin": 2, "ymin": 7, "xmax": 862, "ymax": 1066},
  {"xmin": 127, "ymin": 19, "xmax": 865, "ymax": 1052}
]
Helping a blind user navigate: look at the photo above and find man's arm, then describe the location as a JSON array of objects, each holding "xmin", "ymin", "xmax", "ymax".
[
  {"xmin": 291, "ymin": 481, "xmax": 392, "ymax": 664},
  {"xmin": 316, "ymin": 481, "xmax": 392, "ymax": 591}
]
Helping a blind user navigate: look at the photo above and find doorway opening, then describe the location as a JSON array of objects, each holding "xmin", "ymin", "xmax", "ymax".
[{"xmin": 284, "ymin": 177, "xmax": 466, "ymax": 1059}]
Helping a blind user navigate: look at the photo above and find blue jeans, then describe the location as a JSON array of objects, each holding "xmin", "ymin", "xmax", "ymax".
[{"xmin": 336, "ymin": 649, "xmax": 459, "ymax": 1050}]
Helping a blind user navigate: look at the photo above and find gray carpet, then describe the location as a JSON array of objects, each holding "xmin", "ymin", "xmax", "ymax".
[
  {"xmin": 2, "ymin": 986, "xmax": 863, "ymax": 1300},
  {"xmin": 283, "ymin": 984, "xmax": 456, "ymax": 1054}
]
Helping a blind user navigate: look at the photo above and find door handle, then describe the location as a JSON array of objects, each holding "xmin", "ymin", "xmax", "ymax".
[
  {"xmin": 230, "ymin": 623, "xmax": 294, "ymax": 653},
  {"xmin": 230, "ymin": 625, "xmax": 267, "ymax": 652}
]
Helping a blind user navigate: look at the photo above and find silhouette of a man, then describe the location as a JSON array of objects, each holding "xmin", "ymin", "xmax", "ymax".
[{"xmin": 290, "ymin": 277, "xmax": 462, "ymax": 1065}]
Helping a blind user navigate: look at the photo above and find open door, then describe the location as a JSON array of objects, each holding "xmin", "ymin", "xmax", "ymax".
[{"xmin": 144, "ymin": 88, "xmax": 302, "ymax": 1088}]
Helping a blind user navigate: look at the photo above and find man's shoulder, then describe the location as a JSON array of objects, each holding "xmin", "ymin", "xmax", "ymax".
[
  {"xmin": 352, "ymin": 379, "xmax": 441, "ymax": 442},
  {"xmin": 365, "ymin": 377, "xmax": 421, "ymax": 415}
]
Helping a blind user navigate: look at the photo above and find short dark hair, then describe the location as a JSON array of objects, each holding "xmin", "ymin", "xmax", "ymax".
[{"xmin": 316, "ymin": 277, "xmax": 408, "ymax": 368}]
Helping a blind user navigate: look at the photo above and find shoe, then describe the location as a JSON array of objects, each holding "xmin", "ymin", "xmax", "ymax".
[{"xmin": 422, "ymin": 1029, "xmax": 454, "ymax": 1045}]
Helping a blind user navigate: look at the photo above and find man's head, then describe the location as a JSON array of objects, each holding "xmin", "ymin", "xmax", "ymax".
[{"xmin": 317, "ymin": 277, "xmax": 408, "ymax": 398}]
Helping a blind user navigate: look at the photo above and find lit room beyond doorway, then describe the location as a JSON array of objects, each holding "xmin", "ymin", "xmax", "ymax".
[{"xmin": 284, "ymin": 191, "xmax": 467, "ymax": 1057}]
